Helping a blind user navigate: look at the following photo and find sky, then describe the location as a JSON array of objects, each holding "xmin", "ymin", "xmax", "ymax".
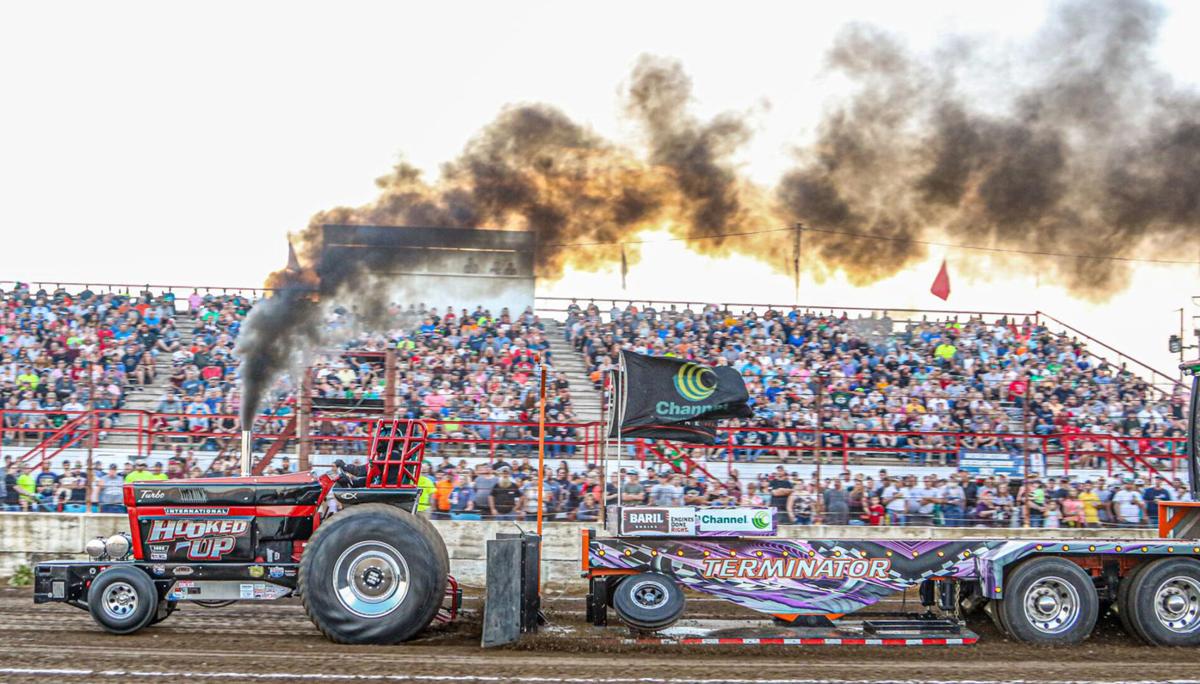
[{"xmin": 1, "ymin": 1, "xmax": 1199, "ymax": 379}]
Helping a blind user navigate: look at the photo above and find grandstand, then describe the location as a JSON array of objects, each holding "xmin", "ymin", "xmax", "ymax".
[{"xmin": 0, "ymin": 281, "xmax": 1191, "ymax": 528}]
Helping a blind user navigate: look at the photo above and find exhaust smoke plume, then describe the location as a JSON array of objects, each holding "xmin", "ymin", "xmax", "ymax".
[{"xmin": 237, "ymin": 0, "xmax": 1200, "ymax": 424}]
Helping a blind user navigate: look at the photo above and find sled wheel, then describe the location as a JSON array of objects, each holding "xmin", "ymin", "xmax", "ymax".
[
  {"xmin": 612, "ymin": 572, "xmax": 685, "ymax": 632},
  {"xmin": 1116, "ymin": 561, "xmax": 1151, "ymax": 642},
  {"xmin": 149, "ymin": 599, "xmax": 177, "ymax": 626},
  {"xmin": 1127, "ymin": 558, "xmax": 1200, "ymax": 646},
  {"xmin": 999, "ymin": 557, "xmax": 1098, "ymax": 645},
  {"xmin": 87, "ymin": 566, "xmax": 158, "ymax": 635},
  {"xmin": 300, "ymin": 504, "xmax": 447, "ymax": 644}
]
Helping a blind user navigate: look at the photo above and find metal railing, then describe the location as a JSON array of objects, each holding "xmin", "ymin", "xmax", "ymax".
[{"xmin": 3, "ymin": 409, "xmax": 1186, "ymax": 481}]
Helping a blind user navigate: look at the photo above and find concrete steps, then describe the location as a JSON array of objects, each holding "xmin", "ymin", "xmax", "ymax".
[
  {"xmin": 543, "ymin": 319, "xmax": 603, "ymax": 423},
  {"xmin": 105, "ymin": 312, "xmax": 197, "ymax": 453}
]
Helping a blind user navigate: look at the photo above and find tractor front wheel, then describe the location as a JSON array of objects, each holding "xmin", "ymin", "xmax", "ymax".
[{"xmin": 87, "ymin": 565, "xmax": 158, "ymax": 635}]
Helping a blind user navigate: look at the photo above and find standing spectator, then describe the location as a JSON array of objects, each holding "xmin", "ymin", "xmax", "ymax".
[
  {"xmin": 823, "ymin": 479, "xmax": 850, "ymax": 525},
  {"xmin": 1061, "ymin": 489, "xmax": 1084, "ymax": 528},
  {"xmin": 862, "ymin": 496, "xmax": 885, "ymax": 525},
  {"xmin": 576, "ymin": 492, "xmax": 600, "ymax": 521},
  {"xmin": 1111, "ymin": 478, "xmax": 1146, "ymax": 527},
  {"xmin": 1143, "ymin": 476, "xmax": 1172, "ymax": 527},
  {"xmin": 649, "ymin": 474, "xmax": 684, "ymax": 507},
  {"xmin": 766, "ymin": 467, "xmax": 793, "ymax": 523},
  {"xmin": 1044, "ymin": 499, "xmax": 1063, "ymax": 528},
  {"xmin": 786, "ymin": 482, "xmax": 815, "ymax": 524},
  {"xmin": 2, "ymin": 464, "xmax": 19, "ymax": 511},
  {"xmin": 620, "ymin": 471, "xmax": 645, "ymax": 505},
  {"xmin": 488, "ymin": 468, "xmax": 521, "ymax": 520},
  {"xmin": 740, "ymin": 482, "xmax": 766, "ymax": 507},
  {"xmin": 473, "ymin": 463, "xmax": 497, "ymax": 518},
  {"xmin": 15, "ymin": 465, "xmax": 38, "ymax": 511},
  {"xmin": 1078, "ymin": 482, "xmax": 1101, "ymax": 528},
  {"xmin": 883, "ymin": 477, "xmax": 908, "ymax": 525},
  {"xmin": 940, "ymin": 476, "xmax": 966, "ymax": 527},
  {"xmin": 124, "ymin": 461, "xmax": 153, "ymax": 483},
  {"xmin": 432, "ymin": 471, "xmax": 454, "ymax": 520},
  {"xmin": 449, "ymin": 475, "xmax": 476, "ymax": 516},
  {"xmin": 97, "ymin": 464, "xmax": 125, "ymax": 513},
  {"xmin": 973, "ymin": 491, "xmax": 1000, "ymax": 526}
]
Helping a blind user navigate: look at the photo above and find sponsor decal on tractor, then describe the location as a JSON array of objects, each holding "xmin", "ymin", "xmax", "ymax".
[
  {"xmin": 701, "ymin": 557, "xmax": 893, "ymax": 581},
  {"xmin": 164, "ymin": 507, "xmax": 230, "ymax": 516},
  {"xmin": 147, "ymin": 518, "xmax": 250, "ymax": 560}
]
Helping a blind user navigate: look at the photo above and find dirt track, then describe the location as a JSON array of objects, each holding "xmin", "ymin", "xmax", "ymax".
[{"xmin": 0, "ymin": 586, "xmax": 1194, "ymax": 684}]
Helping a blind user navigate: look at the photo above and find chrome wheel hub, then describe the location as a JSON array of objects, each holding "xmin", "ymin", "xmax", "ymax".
[
  {"xmin": 333, "ymin": 541, "xmax": 409, "ymax": 618},
  {"xmin": 1023, "ymin": 577, "xmax": 1079, "ymax": 634},
  {"xmin": 101, "ymin": 582, "xmax": 139, "ymax": 620},
  {"xmin": 1154, "ymin": 576, "xmax": 1200, "ymax": 634},
  {"xmin": 630, "ymin": 580, "xmax": 668, "ymax": 610}
]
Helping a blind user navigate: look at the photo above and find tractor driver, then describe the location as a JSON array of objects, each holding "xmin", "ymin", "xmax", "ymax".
[{"xmin": 332, "ymin": 459, "xmax": 368, "ymax": 488}]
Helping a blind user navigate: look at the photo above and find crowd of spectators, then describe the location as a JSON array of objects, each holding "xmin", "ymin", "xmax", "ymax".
[
  {"xmin": 2, "ymin": 287, "xmax": 1192, "ymax": 529},
  {"xmin": 0, "ymin": 283, "xmax": 172, "ymax": 447},
  {"xmin": 146, "ymin": 295, "xmax": 572, "ymax": 454},
  {"xmin": 565, "ymin": 302, "xmax": 1189, "ymax": 467},
  {"xmin": 9, "ymin": 451, "xmax": 1186, "ymax": 530}
]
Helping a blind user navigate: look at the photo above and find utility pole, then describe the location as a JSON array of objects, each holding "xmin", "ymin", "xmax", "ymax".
[
  {"xmin": 814, "ymin": 369, "xmax": 828, "ymax": 485},
  {"xmin": 86, "ymin": 361, "xmax": 95, "ymax": 514},
  {"xmin": 1021, "ymin": 370, "xmax": 1032, "ymax": 528}
]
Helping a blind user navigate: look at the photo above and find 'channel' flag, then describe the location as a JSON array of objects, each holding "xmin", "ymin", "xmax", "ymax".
[{"xmin": 608, "ymin": 351, "xmax": 752, "ymax": 444}]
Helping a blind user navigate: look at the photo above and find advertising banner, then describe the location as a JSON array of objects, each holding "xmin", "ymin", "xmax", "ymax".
[
  {"xmin": 959, "ymin": 450, "xmax": 1044, "ymax": 476},
  {"xmin": 616, "ymin": 506, "xmax": 776, "ymax": 537}
]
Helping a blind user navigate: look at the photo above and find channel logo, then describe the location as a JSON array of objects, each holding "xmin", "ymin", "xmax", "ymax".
[{"xmin": 673, "ymin": 363, "xmax": 717, "ymax": 401}]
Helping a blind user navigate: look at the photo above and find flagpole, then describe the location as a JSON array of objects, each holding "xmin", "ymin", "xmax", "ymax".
[
  {"xmin": 536, "ymin": 363, "xmax": 546, "ymax": 538},
  {"xmin": 613, "ymin": 352, "xmax": 628, "ymax": 529},
  {"xmin": 793, "ymin": 222, "xmax": 803, "ymax": 306}
]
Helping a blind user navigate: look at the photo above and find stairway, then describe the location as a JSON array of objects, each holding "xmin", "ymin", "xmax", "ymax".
[
  {"xmin": 105, "ymin": 311, "xmax": 197, "ymax": 454},
  {"xmin": 543, "ymin": 319, "xmax": 603, "ymax": 423}
]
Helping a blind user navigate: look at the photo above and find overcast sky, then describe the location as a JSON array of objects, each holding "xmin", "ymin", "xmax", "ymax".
[{"xmin": 2, "ymin": 1, "xmax": 1198, "ymax": 374}]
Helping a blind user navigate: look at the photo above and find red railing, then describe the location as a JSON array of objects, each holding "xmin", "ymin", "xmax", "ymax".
[{"xmin": 3, "ymin": 408, "xmax": 1186, "ymax": 480}]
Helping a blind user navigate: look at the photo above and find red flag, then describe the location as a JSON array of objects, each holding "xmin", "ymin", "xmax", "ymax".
[{"xmin": 930, "ymin": 259, "xmax": 951, "ymax": 300}]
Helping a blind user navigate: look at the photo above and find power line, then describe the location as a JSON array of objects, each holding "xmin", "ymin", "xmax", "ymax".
[
  {"xmin": 545, "ymin": 227, "xmax": 794, "ymax": 248},
  {"xmin": 799, "ymin": 226, "xmax": 1200, "ymax": 266},
  {"xmin": 546, "ymin": 224, "xmax": 1198, "ymax": 266}
]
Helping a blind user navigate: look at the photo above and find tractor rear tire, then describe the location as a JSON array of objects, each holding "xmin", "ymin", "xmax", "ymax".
[
  {"xmin": 300, "ymin": 504, "xmax": 447, "ymax": 644},
  {"xmin": 87, "ymin": 565, "xmax": 158, "ymax": 635},
  {"xmin": 406, "ymin": 509, "xmax": 450, "ymax": 583},
  {"xmin": 612, "ymin": 572, "xmax": 685, "ymax": 632},
  {"xmin": 999, "ymin": 557, "xmax": 1098, "ymax": 645}
]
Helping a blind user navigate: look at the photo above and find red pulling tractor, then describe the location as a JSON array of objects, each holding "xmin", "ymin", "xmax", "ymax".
[{"xmin": 33, "ymin": 419, "xmax": 459, "ymax": 644}]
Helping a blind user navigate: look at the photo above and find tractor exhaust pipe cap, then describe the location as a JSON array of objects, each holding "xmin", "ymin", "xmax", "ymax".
[{"xmin": 241, "ymin": 429, "xmax": 252, "ymax": 476}]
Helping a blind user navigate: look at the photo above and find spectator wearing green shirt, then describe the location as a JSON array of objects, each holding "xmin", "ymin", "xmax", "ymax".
[
  {"xmin": 16, "ymin": 465, "xmax": 39, "ymax": 511},
  {"xmin": 124, "ymin": 461, "xmax": 154, "ymax": 483}
]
